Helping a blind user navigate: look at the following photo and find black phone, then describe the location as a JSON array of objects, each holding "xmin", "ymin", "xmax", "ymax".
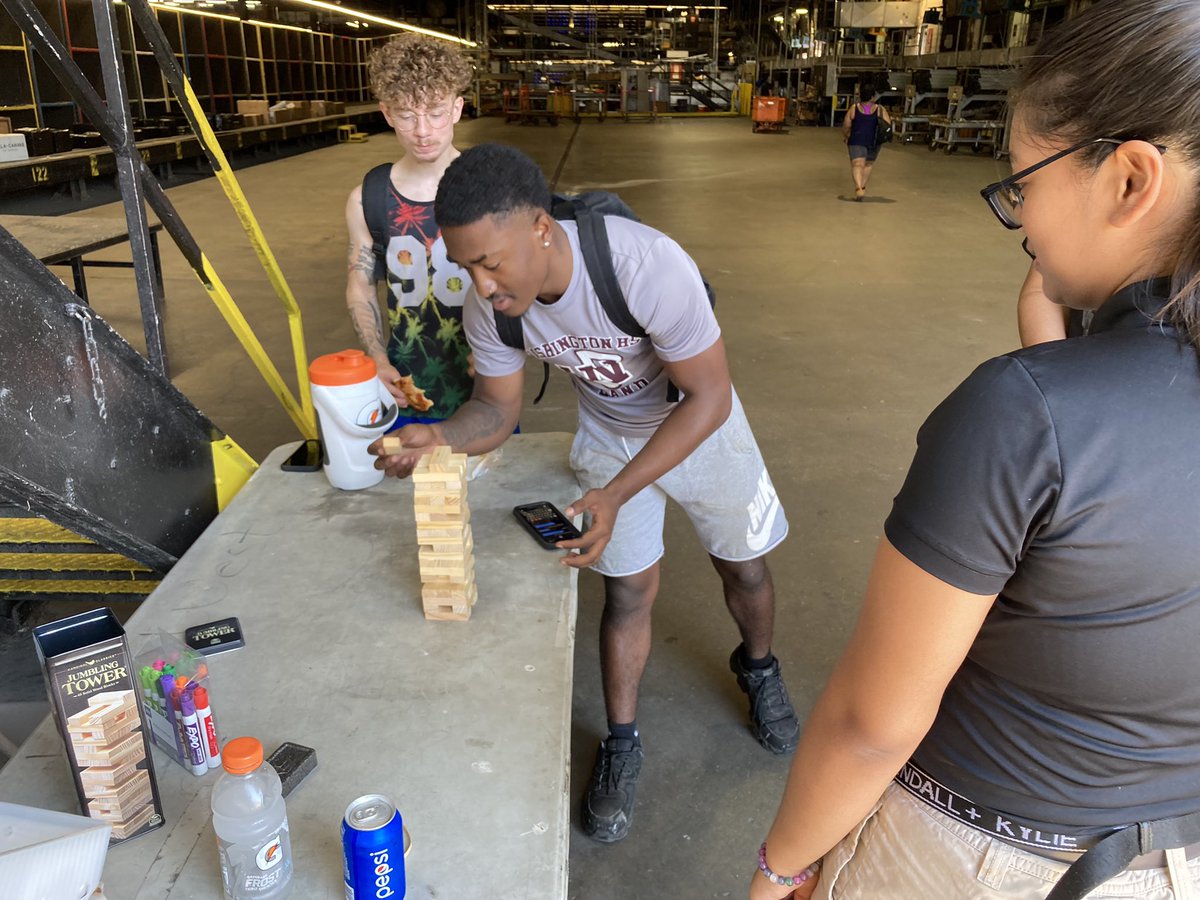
[
  {"xmin": 513, "ymin": 501, "xmax": 583, "ymax": 549},
  {"xmin": 281, "ymin": 439, "xmax": 323, "ymax": 472}
]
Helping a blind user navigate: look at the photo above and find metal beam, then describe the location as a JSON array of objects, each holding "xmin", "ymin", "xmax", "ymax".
[
  {"xmin": 500, "ymin": 12, "xmax": 624, "ymax": 62},
  {"xmin": 91, "ymin": 0, "xmax": 168, "ymax": 376}
]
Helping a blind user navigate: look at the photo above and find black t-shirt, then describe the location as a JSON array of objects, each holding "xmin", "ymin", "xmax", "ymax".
[{"xmin": 886, "ymin": 278, "xmax": 1200, "ymax": 831}]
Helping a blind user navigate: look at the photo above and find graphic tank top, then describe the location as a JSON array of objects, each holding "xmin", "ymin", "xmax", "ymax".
[{"xmin": 381, "ymin": 185, "xmax": 472, "ymax": 420}]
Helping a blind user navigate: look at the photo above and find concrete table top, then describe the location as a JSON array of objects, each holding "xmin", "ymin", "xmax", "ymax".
[{"xmin": 0, "ymin": 433, "xmax": 580, "ymax": 899}]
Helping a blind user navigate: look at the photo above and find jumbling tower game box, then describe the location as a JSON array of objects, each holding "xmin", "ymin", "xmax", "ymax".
[{"xmin": 33, "ymin": 608, "xmax": 164, "ymax": 844}]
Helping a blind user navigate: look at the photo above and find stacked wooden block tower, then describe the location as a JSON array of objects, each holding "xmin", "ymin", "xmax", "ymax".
[
  {"xmin": 68, "ymin": 690, "xmax": 155, "ymax": 839},
  {"xmin": 413, "ymin": 446, "xmax": 477, "ymax": 621}
]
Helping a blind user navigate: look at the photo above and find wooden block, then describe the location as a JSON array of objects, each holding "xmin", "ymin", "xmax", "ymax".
[
  {"xmin": 79, "ymin": 750, "xmax": 145, "ymax": 791},
  {"xmin": 414, "ymin": 505, "xmax": 470, "ymax": 525},
  {"xmin": 87, "ymin": 769, "xmax": 151, "ymax": 817},
  {"xmin": 418, "ymin": 528, "xmax": 474, "ymax": 558},
  {"xmin": 72, "ymin": 731, "xmax": 143, "ymax": 767},
  {"xmin": 422, "ymin": 578, "xmax": 476, "ymax": 604},
  {"xmin": 422, "ymin": 581, "xmax": 478, "ymax": 621},
  {"xmin": 415, "ymin": 522, "xmax": 469, "ymax": 544},
  {"xmin": 106, "ymin": 802, "xmax": 156, "ymax": 839},
  {"xmin": 413, "ymin": 490, "xmax": 466, "ymax": 511},
  {"xmin": 68, "ymin": 690, "xmax": 137, "ymax": 739},
  {"xmin": 70, "ymin": 717, "xmax": 138, "ymax": 751},
  {"xmin": 418, "ymin": 555, "xmax": 474, "ymax": 581}
]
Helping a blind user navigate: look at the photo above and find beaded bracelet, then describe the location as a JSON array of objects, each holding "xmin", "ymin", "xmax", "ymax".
[{"xmin": 757, "ymin": 843, "xmax": 820, "ymax": 888}]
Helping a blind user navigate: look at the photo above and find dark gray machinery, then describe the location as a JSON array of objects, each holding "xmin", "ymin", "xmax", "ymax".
[{"xmin": 0, "ymin": 0, "xmax": 300, "ymax": 623}]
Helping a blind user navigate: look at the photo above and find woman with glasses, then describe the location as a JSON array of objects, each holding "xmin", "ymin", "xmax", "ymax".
[
  {"xmin": 344, "ymin": 35, "xmax": 475, "ymax": 426},
  {"xmin": 752, "ymin": 2, "xmax": 1200, "ymax": 898}
]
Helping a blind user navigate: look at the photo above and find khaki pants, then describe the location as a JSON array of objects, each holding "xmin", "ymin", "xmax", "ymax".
[{"xmin": 818, "ymin": 784, "xmax": 1200, "ymax": 899}]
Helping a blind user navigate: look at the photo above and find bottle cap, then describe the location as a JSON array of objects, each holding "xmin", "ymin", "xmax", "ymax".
[
  {"xmin": 222, "ymin": 737, "xmax": 264, "ymax": 775},
  {"xmin": 309, "ymin": 349, "xmax": 378, "ymax": 386}
]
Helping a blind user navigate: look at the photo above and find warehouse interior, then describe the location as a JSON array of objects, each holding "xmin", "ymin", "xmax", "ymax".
[{"xmin": 1, "ymin": 0, "xmax": 1094, "ymax": 897}]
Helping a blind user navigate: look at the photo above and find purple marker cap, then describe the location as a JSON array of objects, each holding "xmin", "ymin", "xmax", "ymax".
[{"xmin": 180, "ymin": 690, "xmax": 196, "ymax": 717}]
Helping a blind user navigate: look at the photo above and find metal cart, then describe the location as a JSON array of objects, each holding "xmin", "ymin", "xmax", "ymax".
[{"xmin": 752, "ymin": 96, "xmax": 787, "ymax": 133}]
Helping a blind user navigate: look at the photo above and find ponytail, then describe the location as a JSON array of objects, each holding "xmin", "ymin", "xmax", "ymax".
[{"xmin": 1166, "ymin": 214, "xmax": 1200, "ymax": 349}]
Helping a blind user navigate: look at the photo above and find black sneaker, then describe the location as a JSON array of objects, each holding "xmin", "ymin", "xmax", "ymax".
[
  {"xmin": 581, "ymin": 737, "xmax": 644, "ymax": 843},
  {"xmin": 730, "ymin": 646, "xmax": 800, "ymax": 754}
]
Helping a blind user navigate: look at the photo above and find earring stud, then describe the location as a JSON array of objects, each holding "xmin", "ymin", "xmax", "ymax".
[{"xmin": 543, "ymin": 240, "xmax": 551, "ymax": 248}]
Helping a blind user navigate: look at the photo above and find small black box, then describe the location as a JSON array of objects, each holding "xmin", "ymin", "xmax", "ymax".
[
  {"xmin": 16, "ymin": 127, "xmax": 55, "ymax": 157},
  {"xmin": 185, "ymin": 617, "xmax": 245, "ymax": 655},
  {"xmin": 50, "ymin": 128, "xmax": 72, "ymax": 154}
]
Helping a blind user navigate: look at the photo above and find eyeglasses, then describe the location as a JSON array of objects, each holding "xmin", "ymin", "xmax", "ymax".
[
  {"xmin": 980, "ymin": 137, "xmax": 1168, "ymax": 230},
  {"xmin": 390, "ymin": 107, "xmax": 453, "ymax": 133}
]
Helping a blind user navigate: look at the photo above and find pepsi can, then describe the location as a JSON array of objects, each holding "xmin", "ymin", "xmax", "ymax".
[{"xmin": 342, "ymin": 793, "xmax": 406, "ymax": 899}]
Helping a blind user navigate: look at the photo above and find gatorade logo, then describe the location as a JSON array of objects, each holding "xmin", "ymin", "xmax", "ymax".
[
  {"xmin": 256, "ymin": 835, "xmax": 283, "ymax": 871},
  {"xmin": 371, "ymin": 849, "xmax": 396, "ymax": 898}
]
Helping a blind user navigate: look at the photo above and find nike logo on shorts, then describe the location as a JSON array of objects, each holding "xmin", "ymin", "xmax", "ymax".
[{"xmin": 746, "ymin": 470, "xmax": 780, "ymax": 553}]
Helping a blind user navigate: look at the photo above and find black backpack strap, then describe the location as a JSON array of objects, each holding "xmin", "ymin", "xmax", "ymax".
[
  {"xmin": 1046, "ymin": 811, "xmax": 1200, "ymax": 900},
  {"xmin": 569, "ymin": 202, "xmax": 646, "ymax": 339},
  {"xmin": 361, "ymin": 162, "xmax": 393, "ymax": 283},
  {"xmin": 492, "ymin": 308, "xmax": 550, "ymax": 405}
]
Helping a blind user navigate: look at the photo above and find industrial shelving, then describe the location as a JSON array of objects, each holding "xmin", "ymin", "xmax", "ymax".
[{"xmin": 0, "ymin": 0, "xmax": 375, "ymax": 132}]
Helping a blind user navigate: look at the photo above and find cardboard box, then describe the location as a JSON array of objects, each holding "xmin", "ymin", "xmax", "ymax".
[
  {"xmin": 243, "ymin": 113, "xmax": 267, "ymax": 127},
  {"xmin": 309, "ymin": 100, "xmax": 327, "ymax": 118},
  {"xmin": 237, "ymin": 99, "xmax": 270, "ymax": 117},
  {"xmin": 326, "ymin": 101, "xmax": 345, "ymax": 115},
  {"xmin": 0, "ymin": 133, "xmax": 28, "ymax": 162},
  {"xmin": 34, "ymin": 609, "xmax": 165, "ymax": 846},
  {"xmin": 0, "ymin": 116, "xmax": 11, "ymax": 134}
]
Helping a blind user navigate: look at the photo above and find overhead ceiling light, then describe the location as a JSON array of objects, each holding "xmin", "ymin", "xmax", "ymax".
[{"xmin": 286, "ymin": 0, "xmax": 475, "ymax": 44}]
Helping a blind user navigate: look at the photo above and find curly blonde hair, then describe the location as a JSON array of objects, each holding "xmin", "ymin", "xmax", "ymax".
[{"xmin": 368, "ymin": 34, "xmax": 472, "ymax": 108}]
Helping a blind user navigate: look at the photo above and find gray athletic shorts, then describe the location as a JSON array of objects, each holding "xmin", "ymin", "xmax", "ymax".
[{"xmin": 568, "ymin": 391, "xmax": 788, "ymax": 577}]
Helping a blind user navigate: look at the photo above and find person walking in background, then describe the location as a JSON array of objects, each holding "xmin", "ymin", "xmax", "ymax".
[
  {"xmin": 343, "ymin": 34, "xmax": 475, "ymax": 425},
  {"xmin": 841, "ymin": 86, "xmax": 891, "ymax": 201},
  {"xmin": 754, "ymin": 1, "xmax": 1200, "ymax": 897}
]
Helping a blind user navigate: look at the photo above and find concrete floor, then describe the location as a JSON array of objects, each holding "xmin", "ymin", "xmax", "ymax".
[{"xmin": 0, "ymin": 116, "xmax": 1028, "ymax": 898}]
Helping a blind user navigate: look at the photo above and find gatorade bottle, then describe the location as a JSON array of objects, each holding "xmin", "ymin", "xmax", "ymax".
[{"xmin": 211, "ymin": 737, "xmax": 294, "ymax": 899}]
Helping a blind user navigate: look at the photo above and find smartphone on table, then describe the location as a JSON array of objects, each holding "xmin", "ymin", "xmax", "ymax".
[
  {"xmin": 513, "ymin": 501, "xmax": 583, "ymax": 550},
  {"xmin": 281, "ymin": 439, "xmax": 323, "ymax": 472}
]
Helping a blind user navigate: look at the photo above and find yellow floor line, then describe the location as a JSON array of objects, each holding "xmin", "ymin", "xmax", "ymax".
[
  {"xmin": 0, "ymin": 552, "xmax": 154, "ymax": 572},
  {"xmin": 0, "ymin": 520, "xmax": 94, "ymax": 544},
  {"xmin": 0, "ymin": 579, "xmax": 158, "ymax": 595}
]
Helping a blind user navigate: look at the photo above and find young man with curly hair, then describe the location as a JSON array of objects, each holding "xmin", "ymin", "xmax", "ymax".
[{"xmin": 344, "ymin": 34, "xmax": 475, "ymax": 423}]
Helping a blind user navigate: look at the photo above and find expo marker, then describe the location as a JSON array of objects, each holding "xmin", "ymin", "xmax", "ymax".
[
  {"xmin": 192, "ymin": 685, "xmax": 221, "ymax": 768},
  {"xmin": 161, "ymin": 672, "xmax": 186, "ymax": 758},
  {"xmin": 177, "ymin": 682, "xmax": 208, "ymax": 776}
]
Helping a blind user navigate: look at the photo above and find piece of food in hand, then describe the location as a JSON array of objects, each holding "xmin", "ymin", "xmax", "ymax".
[{"xmin": 393, "ymin": 374, "xmax": 434, "ymax": 412}]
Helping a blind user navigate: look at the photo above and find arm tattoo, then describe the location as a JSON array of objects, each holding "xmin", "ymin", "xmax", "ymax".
[
  {"xmin": 348, "ymin": 296, "xmax": 386, "ymax": 357},
  {"xmin": 348, "ymin": 243, "xmax": 377, "ymax": 277},
  {"xmin": 439, "ymin": 401, "xmax": 508, "ymax": 452}
]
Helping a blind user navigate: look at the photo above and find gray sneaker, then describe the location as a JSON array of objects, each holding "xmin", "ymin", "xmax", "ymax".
[
  {"xmin": 581, "ymin": 737, "xmax": 643, "ymax": 842},
  {"xmin": 730, "ymin": 646, "xmax": 800, "ymax": 753}
]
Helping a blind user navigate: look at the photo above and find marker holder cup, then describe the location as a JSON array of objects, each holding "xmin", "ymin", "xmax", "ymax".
[{"xmin": 135, "ymin": 631, "xmax": 222, "ymax": 776}]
